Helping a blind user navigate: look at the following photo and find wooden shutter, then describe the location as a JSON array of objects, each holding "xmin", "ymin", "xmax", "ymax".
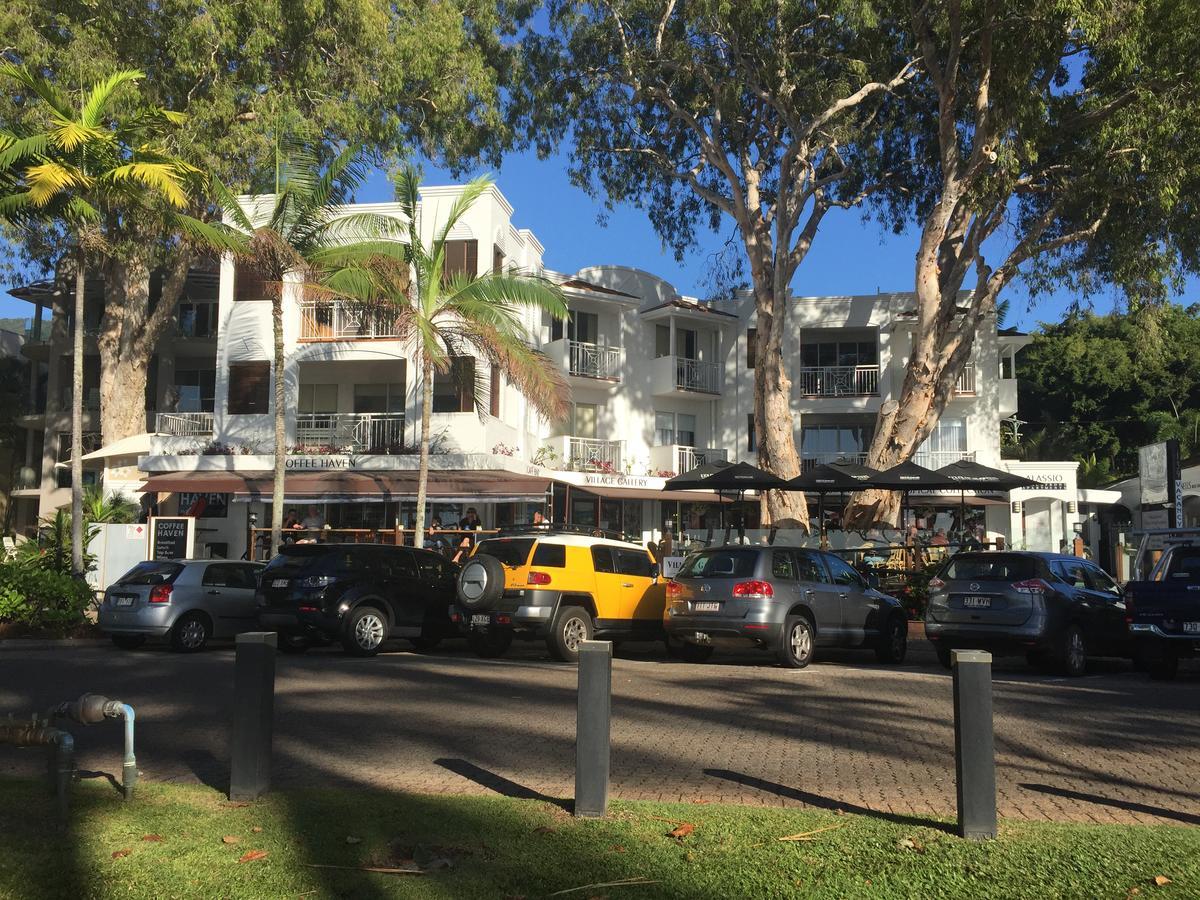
[
  {"xmin": 455, "ymin": 357, "xmax": 475, "ymax": 412},
  {"xmin": 228, "ymin": 361, "xmax": 270, "ymax": 414},
  {"xmin": 746, "ymin": 327, "xmax": 757, "ymax": 369},
  {"xmin": 492, "ymin": 244, "xmax": 505, "ymax": 274},
  {"xmin": 234, "ymin": 261, "xmax": 266, "ymax": 302},
  {"xmin": 442, "ymin": 240, "xmax": 479, "ymax": 282},
  {"xmin": 489, "ymin": 366, "xmax": 501, "ymax": 417}
]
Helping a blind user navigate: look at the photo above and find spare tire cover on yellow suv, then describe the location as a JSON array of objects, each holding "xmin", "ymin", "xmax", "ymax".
[{"xmin": 457, "ymin": 554, "xmax": 507, "ymax": 611}]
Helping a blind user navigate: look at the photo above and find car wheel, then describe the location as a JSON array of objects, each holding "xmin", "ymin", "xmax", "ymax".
[
  {"xmin": 169, "ymin": 612, "xmax": 211, "ymax": 653},
  {"xmin": 278, "ymin": 634, "xmax": 310, "ymax": 654},
  {"xmin": 110, "ymin": 634, "xmax": 145, "ymax": 651},
  {"xmin": 874, "ymin": 615, "xmax": 908, "ymax": 664},
  {"xmin": 468, "ymin": 629, "xmax": 513, "ymax": 658},
  {"xmin": 1148, "ymin": 652, "xmax": 1179, "ymax": 681},
  {"xmin": 341, "ymin": 606, "xmax": 388, "ymax": 657},
  {"xmin": 1061, "ymin": 624, "xmax": 1087, "ymax": 677},
  {"xmin": 547, "ymin": 605, "xmax": 593, "ymax": 662},
  {"xmin": 776, "ymin": 615, "xmax": 815, "ymax": 669},
  {"xmin": 935, "ymin": 644, "xmax": 954, "ymax": 670}
]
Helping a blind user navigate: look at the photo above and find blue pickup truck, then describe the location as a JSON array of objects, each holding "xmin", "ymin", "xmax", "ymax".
[{"xmin": 1126, "ymin": 538, "xmax": 1200, "ymax": 680}]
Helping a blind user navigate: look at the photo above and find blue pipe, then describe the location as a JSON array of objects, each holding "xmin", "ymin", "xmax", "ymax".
[{"xmin": 117, "ymin": 704, "xmax": 136, "ymax": 800}]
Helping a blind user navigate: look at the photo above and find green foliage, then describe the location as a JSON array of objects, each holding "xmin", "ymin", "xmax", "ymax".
[
  {"xmin": 0, "ymin": 562, "xmax": 95, "ymax": 631},
  {"xmin": 82, "ymin": 485, "xmax": 139, "ymax": 524},
  {"xmin": 1016, "ymin": 303, "xmax": 1200, "ymax": 479},
  {"xmin": 15, "ymin": 508, "xmax": 96, "ymax": 575}
]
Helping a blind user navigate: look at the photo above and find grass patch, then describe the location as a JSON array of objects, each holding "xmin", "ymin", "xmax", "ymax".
[{"xmin": 0, "ymin": 776, "xmax": 1197, "ymax": 898}]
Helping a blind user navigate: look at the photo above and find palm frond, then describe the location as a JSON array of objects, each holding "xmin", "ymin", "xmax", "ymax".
[
  {"xmin": 0, "ymin": 64, "xmax": 73, "ymax": 119},
  {"xmin": 451, "ymin": 322, "xmax": 571, "ymax": 424},
  {"xmin": 431, "ymin": 175, "xmax": 493, "ymax": 251},
  {"xmin": 172, "ymin": 214, "xmax": 248, "ymax": 253},
  {"xmin": 80, "ymin": 69, "xmax": 145, "ymax": 128},
  {"xmin": 0, "ymin": 133, "xmax": 51, "ymax": 169},
  {"xmin": 308, "ymin": 145, "xmax": 369, "ymax": 213},
  {"xmin": 50, "ymin": 118, "xmax": 110, "ymax": 152},
  {"xmin": 444, "ymin": 272, "xmax": 569, "ymax": 323},
  {"xmin": 102, "ymin": 162, "xmax": 189, "ymax": 207},
  {"xmin": 24, "ymin": 161, "xmax": 90, "ymax": 205},
  {"xmin": 307, "ymin": 239, "xmax": 410, "ymax": 269}
]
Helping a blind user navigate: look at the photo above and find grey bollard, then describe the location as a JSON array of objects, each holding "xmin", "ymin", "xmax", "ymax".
[
  {"xmin": 229, "ymin": 632, "xmax": 277, "ymax": 801},
  {"xmin": 574, "ymin": 640, "xmax": 612, "ymax": 818},
  {"xmin": 952, "ymin": 649, "xmax": 997, "ymax": 840}
]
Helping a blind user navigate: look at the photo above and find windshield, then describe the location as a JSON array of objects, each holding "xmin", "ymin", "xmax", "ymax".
[
  {"xmin": 942, "ymin": 554, "xmax": 1038, "ymax": 581},
  {"xmin": 475, "ymin": 538, "xmax": 536, "ymax": 567},
  {"xmin": 116, "ymin": 561, "xmax": 184, "ymax": 586},
  {"xmin": 263, "ymin": 546, "xmax": 337, "ymax": 577},
  {"xmin": 1164, "ymin": 547, "xmax": 1200, "ymax": 581},
  {"xmin": 679, "ymin": 549, "xmax": 759, "ymax": 579}
]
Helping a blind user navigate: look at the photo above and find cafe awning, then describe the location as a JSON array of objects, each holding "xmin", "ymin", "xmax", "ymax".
[{"xmin": 574, "ymin": 484, "xmax": 730, "ymax": 504}]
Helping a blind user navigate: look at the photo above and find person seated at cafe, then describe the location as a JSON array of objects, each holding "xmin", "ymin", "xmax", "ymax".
[
  {"xmin": 425, "ymin": 516, "xmax": 446, "ymax": 551},
  {"xmin": 532, "ymin": 509, "xmax": 547, "ymax": 527},
  {"xmin": 930, "ymin": 529, "xmax": 949, "ymax": 546},
  {"xmin": 459, "ymin": 507, "xmax": 482, "ymax": 530},
  {"xmin": 658, "ymin": 529, "xmax": 674, "ymax": 560},
  {"xmin": 302, "ymin": 505, "xmax": 326, "ymax": 530}
]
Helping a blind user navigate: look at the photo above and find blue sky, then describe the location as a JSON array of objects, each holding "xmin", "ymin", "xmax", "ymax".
[{"xmin": 3, "ymin": 145, "xmax": 1195, "ymax": 331}]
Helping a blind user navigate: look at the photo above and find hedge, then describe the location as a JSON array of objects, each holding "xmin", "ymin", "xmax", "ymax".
[{"xmin": 0, "ymin": 563, "xmax": 97, "ymax": 632}]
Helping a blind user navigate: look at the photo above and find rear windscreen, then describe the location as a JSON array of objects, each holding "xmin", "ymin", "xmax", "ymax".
[
  {"xmin": 1165, "ymin": 548, "xmax": 1200, "ymax": 581},
  {"xmin": 263, "ymin": 547, "xmax": 336, "ymax": 578},
  {"xmin": 942, "ymin": 554, "xmax": 1038, "ymax": 581},
  {"xmin": 117, "ymin": 561, "xmax": 184, "ymax": 585},
  {"xmin": 475, "ymin": 539, "xmax": 535, "ymax": 567},
  {"xmin": 679, "ymin": 549, "xmax": 759, "ymax": 579}
]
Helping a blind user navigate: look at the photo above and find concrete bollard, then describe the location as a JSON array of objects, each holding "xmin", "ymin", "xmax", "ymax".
[
  {"xmin": 952, "ymin": 649, "xmax": 997, "ymax": 840},
  {"xmin": 229, "ymin": 632, "xmax": 277, "ymax": 801},
  {"xmin": 574, "ymin": 640, "xmax": 612, "ymax": 818}
]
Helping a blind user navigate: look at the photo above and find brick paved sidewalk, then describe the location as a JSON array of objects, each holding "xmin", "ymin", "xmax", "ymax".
[{"xmin": 2, "ymin": 640, "xmax": 1198, "ymax": 826}]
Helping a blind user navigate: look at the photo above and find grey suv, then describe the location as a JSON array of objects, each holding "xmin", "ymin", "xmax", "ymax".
[{"xmin": 663, "ymin": 545, "xmax": 908, "ymax": 668}]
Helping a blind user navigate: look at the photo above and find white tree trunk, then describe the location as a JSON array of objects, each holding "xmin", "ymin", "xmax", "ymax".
[
  {"xmin": 71, "ymin": 251, "xmax": 85, "ymax": 575},
  {"xmin": 413, "ymin": 359, "xmax": 433, "ymax": 547}
]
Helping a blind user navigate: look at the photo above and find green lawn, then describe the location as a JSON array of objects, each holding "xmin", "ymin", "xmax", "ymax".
[{"xmin": 0, "ymin": 776, "xmax": 1196, "ymax": 899}]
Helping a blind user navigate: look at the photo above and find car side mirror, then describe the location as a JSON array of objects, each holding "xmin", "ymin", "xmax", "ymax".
[{"xmin": 650, "ymin": 564, "xmax": 660, "ymax": 581}]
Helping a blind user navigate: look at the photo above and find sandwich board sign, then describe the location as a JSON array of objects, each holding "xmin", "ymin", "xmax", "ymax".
[{"xmin": 149, "ymin": 516, "xmax": 195, "ymax": 561}]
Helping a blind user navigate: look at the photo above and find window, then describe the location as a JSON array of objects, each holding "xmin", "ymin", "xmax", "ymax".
[
  {"xmin": 943, "ymin": 554, "xmax": 1039, "ymax": 581},
  {"xmin": 354, "ymin": 381, "xmax": 406, "ymax": 414},
  {"xmin": 678, "ymin": 328, "xmax": 697, "ymax": 360},
  {"xmin": 1000, "ymin": 350, "xmax": 1015, "ymax": 380},
  {"xmin": 680, "ymin": 549, "xmax": 759, "ymax": 579},
  {"xmin": 919, "ymin": 418, "xmax": 967, "ymax": 454},
  {"xmin": 747, "ymin": 414, "xmax": 757, "ymax": 452},
  {"xmin": 380, "ymin": 548, "xmax": 418, "ymax": 579},
  {"xmin": 116, "ymin": 561, "xmax": 183, "ymax": 586},
  {"xmin": 233, "ymin": 261, "xmax": 267, "ymax": 302},
  {"xmin": 175, "ymin": 368, "xmax": 216, "ymax": 412},
  {"xmin": 746, "ymin": 328, "xmax": 757, "ymax": 369},
  {"xmin": 203, "ymin": 563, "xmax": 252, "ymax": 588},
  {"xmin": 654, "ymin": 412, "xmax": 695, "ymax": 447},
  {"xmin": 492, "ymin": 244, "xmax": 505, "ymax": 274},
  {"xmin": 442, "ymin": 239, "xmax": 478, "ymax": 282},
  {"xmin": 800, "ymin": 341, "xmax": 878, "ymax": 368},
  {"xmin": 1083, "ymin": 565, "xmax": 1120, "ymax": 595},
  {"xmin": 178, "ymin": 301, "xmax": 216, "ymax": 338},
  {"xmin": 655, "ymin": 325, "xmax": 671, "ymax": 358},
  {"xmin": 298, "ymin": 383, "xmax": 338, "ymax": 414},
  {"xmin": 573, "ymin": 403, "xmax": 598, "ymax": 438},
  {"xmin": 801, "ymin": 424, "xmax": 872, "ymax": 458},
  {"xmin": 474, "ymin": 538, "xmax": 534, "ymax": 567},
  {"xmin": 1054, "ymin": 561, "xmax": 1089, "ymax": 590},
  {"xmin": 432, "ymin": 357, "xmax": 474, "ymax": 413},
  {"xmin": 417, "ymin": 553, "xmax": 456, "ymax": 582},
  {"xmin": 794, "ymin": 551, "xmax": 828, "ymax": 583},
  {"xmin": 591, "ymin": 546, "xmax": 616, "ymax": 573},
  {"xmin": 826, "ymin": 555, "xmax": 864, "ymax": 588},
  {"xmin": 616, "ymin": 549, "xmax": 654, "ymax": 578},
  {"xmin": 228, "ymin": 361, "xmax": 270, "ymax": 414},
  {"xmin": 551, "ymin": 310, "xmax": 598, "ymax": 344},
  {"xmin": 489, "ymin": 367, "xmax": 501, "ymax": 417},
  {"xmin": 772, "ymin": 550, "xmax": 796, "ymax": 580},
  {"xmin": 532, "ymin": 543, "xmax": 567, "ymax": 568}
]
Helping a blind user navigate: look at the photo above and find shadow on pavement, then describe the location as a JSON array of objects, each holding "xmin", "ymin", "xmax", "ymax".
[
  {"xmin": 704, "ymin": 767, "xmax": 954, "ymax": 833},
  {"xmin": 435, "ymin": 757, "xmax": 572, "ymax": 812},
  {"xmin": 1019, "ymin": 783, "xmax": 1200, "ymax": 826}
]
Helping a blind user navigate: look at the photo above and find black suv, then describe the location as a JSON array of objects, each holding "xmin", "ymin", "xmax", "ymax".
[{"xmin": 257, "ymin": 544, "xmax": 458, "ymax": 656}]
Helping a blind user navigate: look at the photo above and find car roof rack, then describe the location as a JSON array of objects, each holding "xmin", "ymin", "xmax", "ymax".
[{"xmin": 494, "ymin": 523, "xmax": 632, "ymax": 542}]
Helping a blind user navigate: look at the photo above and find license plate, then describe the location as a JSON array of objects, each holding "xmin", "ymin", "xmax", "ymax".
[
  {"xmin": 471, "ymin": 614, "xmax": 490, "ymax": 626},
  {"xmin": 962, "ymin": 596, "xmax": 992, "ymax": 609},
  {"xmin": 114, "ymin": 595, "xmax": 135, "ymax": 607},
  {"xmin": 272, "ymin": 579, "xmax": 288, "ymax": 588},
  {"xmin": 1184, "ymin": 622, "xmax": 1200, "ymax": 634},
  {"xmin": 693, "ymin": 601, "xmax": 720, "ymax": 612}
]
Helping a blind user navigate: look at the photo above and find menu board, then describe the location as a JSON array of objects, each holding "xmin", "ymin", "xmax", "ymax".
[{"xmin": 150, "ymin": 516, "xmax": 195, "ymax": 561}]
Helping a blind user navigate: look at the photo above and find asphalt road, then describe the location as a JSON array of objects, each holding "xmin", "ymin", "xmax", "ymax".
[{"xmin": 2, "ymin": 634, "xmax": 1198, "ymax": 825}]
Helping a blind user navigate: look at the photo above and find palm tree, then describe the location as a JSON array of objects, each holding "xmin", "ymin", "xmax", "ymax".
[
  {"xmin": 81, "ymin": 485, "xmax": 140, "ymax": 524},
  {"xmin": 215, "ymin": 141, "xmax": 402, "ymax": 555},
  {"xmin": 0, "ymin": 65, "xmax": 212, "ymax": 576},
  {"xmin": 358, "ymin": 168, "xmax": 570, "ymax": 545}
]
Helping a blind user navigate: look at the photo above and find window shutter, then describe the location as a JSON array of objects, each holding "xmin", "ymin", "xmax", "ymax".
[
  {"xmin": 489, "ymin": 366, "xmax": 501, "ymax": 417},
  {"xmin": 442, "ymin": 240, "xmax": 479, "ymax": 282},
  {"xmin": 457, "ymin": 357, "xmax": 476, "ymax": 412},
  {"xmin": 234, "ymin": 262, "xmax": 267, "ymax": 302},
  {"xmin": 493, "ymin": 244, "xmax": 505, "ymax": 273},
  {"xmin": 228, "ymin": 361, "xmax": 270, "ymax": 414},
  {"xmin": 746, "ymin": 328, "xmax": 757, "ymax": 369}
]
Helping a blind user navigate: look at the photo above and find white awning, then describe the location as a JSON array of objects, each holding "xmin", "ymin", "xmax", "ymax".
[
  {"xmin": 56, "ymin": 432, "xmax": 156, "ymax": 468},
  {"xmin": 1079, "ymin": 488, "xmax": 1123, "ymax": 505}
]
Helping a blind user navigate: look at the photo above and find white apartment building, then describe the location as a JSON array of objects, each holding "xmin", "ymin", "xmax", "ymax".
[{"xmin": 9, "ymin": 183, "xmax": 1093, "ymax": 558}]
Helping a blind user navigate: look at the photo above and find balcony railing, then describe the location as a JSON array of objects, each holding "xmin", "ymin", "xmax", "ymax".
[
  {"xmin": 156, "ymin": 412, "xmax": 214, "ymax": 436},
  {"xmin": 675, "ymin": 357, "xmax": 720, "ymax": 394},
  {"xmin": 300, "ymin": 301, "xmax": 403, "ymax": 341},
  {"xmin": 800, "ymin": 450, "xmax": 976, "ymax": 473},
  {"xmin": 677, "ymin": 446, "xmax": 729, "ymax": 473},
  {"xmin": 567, "ymin": 437, "xmax": 623, "ymax": 472},
  {"xmin": 798, "ymin": 365, "xmax": 880, "ymax": 397},
  {"xmin": 568, "ymin": 341, "xmax": 622, "ymax": 381},
  {"xmin": 295, "ymin": 412, "xmax": 405, "ymax": 452},
  {"xmin": 954, "ymin": 364, "xmax": 977, "ymax": 395}
]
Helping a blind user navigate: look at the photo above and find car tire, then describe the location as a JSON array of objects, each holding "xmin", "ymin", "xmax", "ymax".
[
  {"xmin": 468, "ymin": 629, "xmax": 513, "ymax": 658},
  {"xmin": 1060, "ymin": 624, "xmax": 1087, "ymax": 677},
  {"xmin": 547, "ymin": 605, "xmax": 593, "ymax": 662},
  {"xmin": 278, "ymin": 634, "xmax": 310, "ymax": 654},
  {"xmin": 776, "ymin": 615, "xmax": 815, "ymax": 669},
  {"xmin": 874, "ymin": 615, "xmax": 908, "ymax": 664},
  {"xmin": 110, "ymin": 634, "xmax": 145, "ymax": 651},
  {"xmin": 935, "ymin": 644, "xmax": 954, "ymax": 670},
  {"xmin": 456, "ymin": 554, "xmax": 507, "ymax": 612},
  {"xmin": 341, "ymin": 605, "xmax": 388, "ymax": 657},
  {"xmin": 1148, "ymin": 652, "xmax": 1179, "ymax": 681},
  {"xmin": 169, "ymin": 612, "xmax": 211, "ymax": 653}
]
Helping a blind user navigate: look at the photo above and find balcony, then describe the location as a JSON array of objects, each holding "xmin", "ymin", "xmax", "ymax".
[
  {"xmin": 156, "ymin": 412, "xmax": 214, "ymax": 436},
  {"xmin": 954, "ymin": 364, "xmax": 977, "ymax": 395},
  {"xmin": 568, "ymin": 341, "xmax": 621, "ymax": 381},
  {"xmin": 566, "ymin": 437, "xmax": 623, "ymax": 473},
  {"xmin": 651, "ymin": 355, "xmax": 721, "ymax": 397},
  {"xmin": 300, "ymin": 301, "xmax": 402, "ymax": 341},
  {"xmin": 799, "ymin": 450, "xmax": 975, "ymax": 473},
  {"xmin": 294, "ymin": 412, "xmax": 405, "ymax": 453},
  {"xmin": 798, "ymin": 365, "xmax": 879, "ymax": 397},
  {"xmin": 650, "ymin": 445, "xmax": 728, "ymax": 476}
]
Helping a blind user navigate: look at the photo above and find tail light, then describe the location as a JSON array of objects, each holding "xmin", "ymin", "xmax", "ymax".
[
  {"xmin": 928, "ymin": 577, "xmax": 946, "ymax": 591},
  {"xmin": 666, "ymin": 581, "xmax": 683, "ymax": 600},
  {"xmin": 732, "ymin": 580, "xmax": 774, "ymax": 599},
  {"xmin": 527, "ymin": 571, "xmax": 552, "ymax": 586},
  {"xmin": 148, "ymin": 584, "xmax": 172, "ymax": 604},
  {"xmin": 297, "ymin": 575, "xmax": 335, "ymax": 588},
  {"xmin": 1012, "ymin": 579, "xmax": 1048, "ymax": 595}
]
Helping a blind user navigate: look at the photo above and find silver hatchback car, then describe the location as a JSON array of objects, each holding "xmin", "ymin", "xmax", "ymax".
[{"xmin": 98, "ymin": 559, "xmax": 264, "ymax": 652}]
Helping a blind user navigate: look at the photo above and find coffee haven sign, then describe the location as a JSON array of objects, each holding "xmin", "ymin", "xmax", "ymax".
[{"xmin": 285, "ymin": 456, "xmax": 354, "ymax": 471}]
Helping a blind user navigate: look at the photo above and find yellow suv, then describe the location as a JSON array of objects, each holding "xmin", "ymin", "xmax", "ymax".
[{"xmin": 453, "ymin": 530, "xmax": 666, "ymax": 662}]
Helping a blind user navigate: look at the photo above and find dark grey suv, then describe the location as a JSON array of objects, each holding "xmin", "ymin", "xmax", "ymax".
[
  {"xmin": 663, "ymin": 545, "xmax": 909, "ymax": 668},
  {"xmin": 924, "ymin": 551, "xmax": 1131, "ymax": 676}
]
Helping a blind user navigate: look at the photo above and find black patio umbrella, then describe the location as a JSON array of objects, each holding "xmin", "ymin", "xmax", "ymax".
[
  {"xmin": 937, "ymin": 459, "xmax": 1039, "ymax": 538},
  {"xmin": 663, "ymin": 458, "xmax": 735, "ymax": 490},
  {"xmin": 676, "ymin": 461, "xmax": 790, "ymax": 542},
  {"xmin": 786, "ymin": 462, "xmax": 880, "ymax": 547},
  {"xmin": 871, "ymin": 461, "xmax": 963, "ymax": 533}
]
